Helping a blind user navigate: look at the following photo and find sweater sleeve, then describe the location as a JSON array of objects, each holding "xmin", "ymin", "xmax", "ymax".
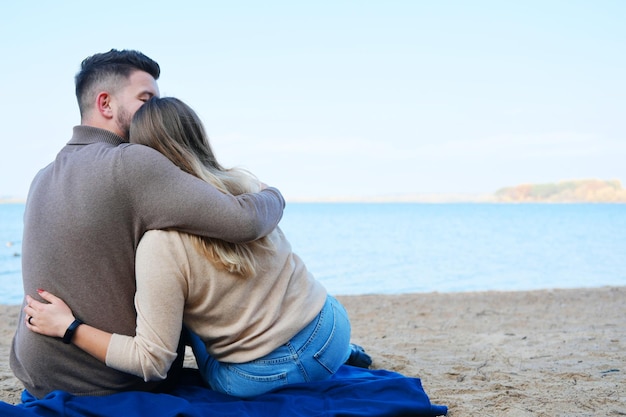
[
  {"xmin": 120, "ymin": 143, "xmax": 285, "ymax": 243},
  {"xmin": 105, "ymin": 231, "xmax": 188, "ymax": 381}
]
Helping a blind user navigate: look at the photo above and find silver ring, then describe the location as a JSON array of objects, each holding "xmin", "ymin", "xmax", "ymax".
[{"xmin": 28, "ymin": 316, "xmax": 33, "ymax": 325}]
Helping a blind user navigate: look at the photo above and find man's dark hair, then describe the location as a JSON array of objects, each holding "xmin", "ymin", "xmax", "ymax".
[{"xmin": 75, "ymin": 49, "xmax": 160, "ymax": 117}]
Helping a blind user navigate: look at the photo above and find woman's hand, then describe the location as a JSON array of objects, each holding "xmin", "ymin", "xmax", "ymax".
[{"xmin": 24, "ymin": 290, "xmax": 76, "ymax": 338}]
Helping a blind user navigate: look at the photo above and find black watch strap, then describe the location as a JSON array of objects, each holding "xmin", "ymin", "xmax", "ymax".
[{"xmin": 62, "ymin": 318, "xmax": 84, "ymax": 344}]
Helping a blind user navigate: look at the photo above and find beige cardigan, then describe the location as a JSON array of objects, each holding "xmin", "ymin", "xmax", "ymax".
[{"xmin": 106, "ymin": 228, "xmax": 327, "ymax": 381}]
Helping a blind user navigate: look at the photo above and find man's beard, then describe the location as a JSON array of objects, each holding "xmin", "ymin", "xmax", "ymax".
[{"xmin": 116, "ymin": 106, "xmax": 132, "ymax": 140}]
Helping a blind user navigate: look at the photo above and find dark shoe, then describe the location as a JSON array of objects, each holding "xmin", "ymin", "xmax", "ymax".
[{"xmin": 346, "ymin": 343, "xmax": 372, "ymax": 368}]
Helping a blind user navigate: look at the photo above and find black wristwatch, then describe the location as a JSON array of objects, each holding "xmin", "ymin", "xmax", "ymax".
[{"xmin": 62, "ymin": 318, "xmax": 84, "ymax": 344}]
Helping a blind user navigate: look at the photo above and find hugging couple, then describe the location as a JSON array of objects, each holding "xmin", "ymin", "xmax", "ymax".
[{"xmin": 11, "ymin": 49, "xmax": 371, "ymax": 401}]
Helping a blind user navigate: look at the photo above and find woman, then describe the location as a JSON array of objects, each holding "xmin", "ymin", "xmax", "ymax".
[{"xmin": 24, "ymin": 97, "xmax": 369, "ymax": 398}]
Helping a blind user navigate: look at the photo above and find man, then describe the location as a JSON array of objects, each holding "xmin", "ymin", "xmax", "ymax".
[{"xmin": 10, "ymin": 49, "xmax": 286, "ymax": 399}]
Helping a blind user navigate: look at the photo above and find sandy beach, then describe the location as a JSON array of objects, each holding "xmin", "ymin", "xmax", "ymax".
[{"xmin": 1, "ymin": 286, "xmax": 624, "ymax": 416}]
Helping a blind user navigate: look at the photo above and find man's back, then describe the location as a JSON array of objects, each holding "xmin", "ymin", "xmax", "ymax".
[
  {"xmin": 11, "ymin": 126, "xmax": 286, "ymax": 398},
  {"xmin": 11, "ymin": 128, "xmax": 160, "ymax": 397}
]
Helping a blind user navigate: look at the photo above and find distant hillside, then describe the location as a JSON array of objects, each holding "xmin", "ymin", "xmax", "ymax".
[
  {"xmin": 5, "ymin": 180, "xmax": 624, "ymax": 204},
  {"xmin": 494, "ymin": 179, "xmax": 626, "ymax": 203},
  {"xmin": 0, "ymin": 197, "xmax": 25, "ymax": 204}
]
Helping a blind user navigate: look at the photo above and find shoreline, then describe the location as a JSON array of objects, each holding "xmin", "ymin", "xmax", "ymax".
[{"xmin": 2, "ymin": 286, "xmax": 625, "ymax": 415}]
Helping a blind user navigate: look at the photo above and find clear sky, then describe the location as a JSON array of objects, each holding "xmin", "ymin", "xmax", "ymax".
[{"xmin": 1, "ymin": 0, "xmax": 624, "ymax": 200}]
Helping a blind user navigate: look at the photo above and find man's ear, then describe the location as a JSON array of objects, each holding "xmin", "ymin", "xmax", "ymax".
[{"xmin": 96, "ymin": 92, "xmax": 114, "ymax": 119}]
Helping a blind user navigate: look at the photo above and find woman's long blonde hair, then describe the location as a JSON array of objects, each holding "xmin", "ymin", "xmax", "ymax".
[{"xmin": 129, "ymin": 97, "xmax": 272, "ymax": 277}]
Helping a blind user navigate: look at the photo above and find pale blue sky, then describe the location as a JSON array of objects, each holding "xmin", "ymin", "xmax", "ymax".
[{"xmin": 1, "ymin": 0, "xmax": 624, "ymax": 200}]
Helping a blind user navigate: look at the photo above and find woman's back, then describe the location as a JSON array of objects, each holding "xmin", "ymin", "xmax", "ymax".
[{"xmin": 132, "ymin": 227, "xmax": 327, "ymax": 364}]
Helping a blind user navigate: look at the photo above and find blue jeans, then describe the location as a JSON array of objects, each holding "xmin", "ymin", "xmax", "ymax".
[{"xmin": 186, "ymin": 295, "xmax": 352, "ymax": 398}]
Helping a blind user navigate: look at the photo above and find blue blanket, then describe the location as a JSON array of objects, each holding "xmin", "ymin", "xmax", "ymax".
[{"xmin": 0, "ymin": 366, "xmax": 447, "ymax": 416}]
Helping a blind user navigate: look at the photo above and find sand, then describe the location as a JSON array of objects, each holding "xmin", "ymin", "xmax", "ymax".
[{"xmin": 1, "ymin": 286, "xmax": 624, "ymax": 416}]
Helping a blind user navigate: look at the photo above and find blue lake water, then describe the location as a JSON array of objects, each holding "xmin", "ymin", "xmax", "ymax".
[{"xmin": 1, "ymin": 202, "xmax": 625, "ymax": 304}]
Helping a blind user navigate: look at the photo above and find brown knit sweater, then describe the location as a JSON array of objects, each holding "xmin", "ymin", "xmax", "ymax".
[{"xmin": 10, "ymin": 126, "xmax": 285, "ymax": 398}]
